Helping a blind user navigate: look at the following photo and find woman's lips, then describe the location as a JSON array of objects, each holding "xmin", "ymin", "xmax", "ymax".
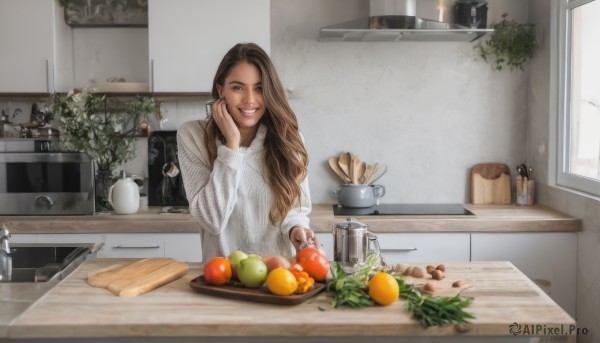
[{"xmin": 239, "ymin": 108, "xmax": 258, "ymax": 117}]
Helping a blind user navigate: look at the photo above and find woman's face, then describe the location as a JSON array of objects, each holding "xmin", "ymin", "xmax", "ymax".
[{"xmin": 217, "ymin": 62, "xmax": 266, "ymax": 130}]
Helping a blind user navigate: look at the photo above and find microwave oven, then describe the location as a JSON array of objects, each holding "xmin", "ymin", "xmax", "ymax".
[{"xmin": 0, "ymin": 152, "xmax": 95, "ymax": 215}]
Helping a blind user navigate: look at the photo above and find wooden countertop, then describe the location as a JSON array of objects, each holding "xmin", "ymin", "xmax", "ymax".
[
  {"xmin": 4, "ymin": 259, "xmax": 575, "ymax": 339},
  {"xmin": 0, "ymin": 204, "xmax": 581, "ymax": 234}
]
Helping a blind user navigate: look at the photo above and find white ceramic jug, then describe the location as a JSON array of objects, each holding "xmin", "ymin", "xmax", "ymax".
[{"xmin": 108, "ymin": 171, "xmax": 140, "ymax": 214}]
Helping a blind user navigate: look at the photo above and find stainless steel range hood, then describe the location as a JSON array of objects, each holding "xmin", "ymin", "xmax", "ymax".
[{"xmin": 319, "ymin": 0, "xmax": 492, "ymax": 42}]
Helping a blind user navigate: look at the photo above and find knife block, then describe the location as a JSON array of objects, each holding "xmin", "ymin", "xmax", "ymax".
[{"xmin": 470, "ymin": 163, "xmax": 511, "ymax": 205}]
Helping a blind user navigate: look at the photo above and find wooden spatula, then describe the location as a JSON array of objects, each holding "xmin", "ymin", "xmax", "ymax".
[
  {"xmin": 337, "ymin": 152, "xmax": 352, "ymax": 183},
  {"xmin": 329, "ymin": 157, "xmax": 350, "ymax": 183}
]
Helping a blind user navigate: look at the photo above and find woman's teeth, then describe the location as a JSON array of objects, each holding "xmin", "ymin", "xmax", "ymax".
[{"xmin": 240, "ymin": 109, "xmax": 257, "ymax": 116}]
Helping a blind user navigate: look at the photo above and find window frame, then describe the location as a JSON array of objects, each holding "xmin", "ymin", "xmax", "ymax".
[{"xmin": 555, "ymin": 0, "xmax": 600, "ymax": 196}]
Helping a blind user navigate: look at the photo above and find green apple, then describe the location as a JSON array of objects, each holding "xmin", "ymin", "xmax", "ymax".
[
  {"xmin": 237, "ymin": 257, "xmax": 268, "ymax": 288},
  {"xmin": 227, "ymin": 250, "xmax": 248, "ymax": 277}
]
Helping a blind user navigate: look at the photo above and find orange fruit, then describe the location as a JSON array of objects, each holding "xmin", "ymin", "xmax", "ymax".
[
  {"xmin": 368, "ymin": 272, "xmax": 400, "ymax": 305},
  {"xmin": 266, "ymin": 267, "xmax": 298, "ymax": 296}
]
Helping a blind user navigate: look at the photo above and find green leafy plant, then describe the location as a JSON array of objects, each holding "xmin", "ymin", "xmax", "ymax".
[
  {"xmin": 475, "ymin": 13, "xmax": 539, "ymax": 71},
  {"xmin": 52, "ymin": 88, "xmax": 158, "ymax": 210}
]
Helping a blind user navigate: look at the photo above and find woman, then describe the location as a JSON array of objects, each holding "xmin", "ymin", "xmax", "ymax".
[{"xmin": 177, "ymin": 43, "xmax": 318, "ymax": 261}]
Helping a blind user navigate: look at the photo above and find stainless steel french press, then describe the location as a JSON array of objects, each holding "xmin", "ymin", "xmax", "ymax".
[{"xmin": 333, "ymin": 218, "xmax": 381, "ymax": 271}]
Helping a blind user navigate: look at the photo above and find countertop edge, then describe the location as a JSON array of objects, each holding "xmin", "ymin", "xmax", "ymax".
[{"xmin": 0, "ymin": 204, "xmax": 582, "ymax": 234}]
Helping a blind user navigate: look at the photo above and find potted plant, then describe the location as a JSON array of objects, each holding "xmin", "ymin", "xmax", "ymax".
[
  {"xmin": 52, "ymin": 88, "xmax": 158, "ymax": 212},
  {"xmin": 475, "ymin": 13, "xmax": 539, "ymax": 71}
]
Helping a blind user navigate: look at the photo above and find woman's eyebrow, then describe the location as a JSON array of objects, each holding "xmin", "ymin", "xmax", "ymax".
[{"xmin": 228, "ymin": 80, "xmax": 262, "ymax": 86}]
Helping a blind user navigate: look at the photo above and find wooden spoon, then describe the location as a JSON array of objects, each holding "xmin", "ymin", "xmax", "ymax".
[
  {"xmin": 349, "ymin": 153, "xmax": 359, "ymax": 184},
  {"xmin": 360, "ymin": 164, "xmax": 374, "ymax": 184},
  {"xmin": 355, "ymin": 161, "xmax": 366, "ymax": 184},
  {"xmin": 328, "ymin": 157, "xmax": 350, "ymax": 183},
  {"xmin": 337, "ymin": 152, "xmax": 352, "ymax": 183},
  {"xmin": 366, "ymin": 163, "xmax": 387, "ymax": 184}
]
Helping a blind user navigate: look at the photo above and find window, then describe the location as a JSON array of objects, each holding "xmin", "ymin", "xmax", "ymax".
[{"xmin": 557, "ymin": 0, "xmax": 600, "ymax": 196}]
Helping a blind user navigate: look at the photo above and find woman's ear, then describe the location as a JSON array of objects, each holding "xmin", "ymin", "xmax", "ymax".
[{"xmin": 216, "ymin": 84, "xmax": 223, "ymax": 98}]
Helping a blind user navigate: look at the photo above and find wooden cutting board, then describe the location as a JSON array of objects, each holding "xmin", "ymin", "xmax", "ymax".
[
  {"xmin": 470, "ymin": 163, "xmax": 511, "ymax": 204},
  {"xmin": 87, "ymin": 258, "xmax": 189, "ymax": 297}
]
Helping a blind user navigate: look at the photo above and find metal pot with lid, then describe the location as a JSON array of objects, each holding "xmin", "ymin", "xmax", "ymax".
[{"xmin": 333, "ymin": 218, "xmax": 381, "ymax": 272}]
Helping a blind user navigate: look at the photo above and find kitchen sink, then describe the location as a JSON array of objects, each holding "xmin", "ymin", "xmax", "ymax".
[{"xmin": 0, "ymin": 244, "xmax": 94, "ymax": 283}]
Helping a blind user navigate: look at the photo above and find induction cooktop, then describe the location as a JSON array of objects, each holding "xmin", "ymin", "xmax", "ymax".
[{"xmin": 332, "ymin": 204, "xmax": 474, "ymax": 216}]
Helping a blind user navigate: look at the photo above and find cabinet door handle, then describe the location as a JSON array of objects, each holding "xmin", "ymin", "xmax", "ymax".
[
  {"xmin": 381, "ymin": 248, "xmax": 418, "ymax": 252},
  {"xmin": 45, "ymin": 59, "xmax": 50, "ymax": 93},
  {"xmin": 112, "ymin": 245, "xmax": 160, "ymax": 249},
  {"xmin": 150, "ymin": 59, "xmax": 154, "ymax": 92}
]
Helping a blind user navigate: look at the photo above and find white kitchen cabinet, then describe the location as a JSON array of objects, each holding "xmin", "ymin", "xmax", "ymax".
[
  {"xmin": 471, "ymin": 233, "xmax": 577, "ymax": 318},
  {"xmin": 376, "ymin": 233, "xmax": 471, "ymax": 265},
  {"xmin": 148, "ymin": 0, "xmax": 270, "ymax": 92},
  {"xmin": 0, "ymin": 0, "xmax": 72, "ymax": 93},
  {"xmin": 97, "ymin": 233, "xmax": 202, "ymax": 262},
  {"xmin": 14, "ymin": 233, "xmax": 202, "ymax": 262}
]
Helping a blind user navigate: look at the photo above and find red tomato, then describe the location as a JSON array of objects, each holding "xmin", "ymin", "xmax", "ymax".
[
  {"xmin": 296, "ymin": 247, "xmax": 330, "ymax": 281},
  {"xmin": 203, "ymin": 257, "xmax": 232, "ymax": 286}
]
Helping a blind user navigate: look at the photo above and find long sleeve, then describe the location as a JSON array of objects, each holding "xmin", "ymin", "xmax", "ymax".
[
  {"xmin": 177, "ymin": 121, "xmax": 245, "ymax": 235},
  {"xmin": 279, "ymin": 175, "xmax": 312, "ymax": 236}
]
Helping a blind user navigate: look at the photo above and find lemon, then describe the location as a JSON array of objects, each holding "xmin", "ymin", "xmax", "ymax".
[
  {"xmin": 368, "ymin": 272, "xmax": 400, "ymax": 306},
  {"xmin": 266, "ymin": 267, "xmax": 298, "ymax": 296}
]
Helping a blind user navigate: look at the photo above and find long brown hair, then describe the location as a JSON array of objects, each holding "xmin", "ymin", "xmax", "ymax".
[{"xmin": 203, "ymin": 43, "xmax": 308, "ymax": 225}]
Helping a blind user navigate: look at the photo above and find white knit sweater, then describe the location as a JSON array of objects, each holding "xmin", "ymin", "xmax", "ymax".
[{"xmin": 177, "ymin": 120, "xmax": 311, "ymax": 261}]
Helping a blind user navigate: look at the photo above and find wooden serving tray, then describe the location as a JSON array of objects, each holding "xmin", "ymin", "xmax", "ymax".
[{"xmin": 189, "ymin": 275, "xmax": 326, "ymax": 306}]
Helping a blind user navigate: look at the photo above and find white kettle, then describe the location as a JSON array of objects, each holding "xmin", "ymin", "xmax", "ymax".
[{"xmin": 108, "ymin": 171, "xmax": 140, "ymax": 214}]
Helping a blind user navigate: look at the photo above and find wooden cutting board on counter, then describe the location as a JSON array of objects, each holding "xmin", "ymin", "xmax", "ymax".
[
  {"xmin": 470, "ymin": 163, "xmax": 511, "ymax": 205},
  {"xmin": 87, "ymin": 258, "xmax": 189, "ymax": 297}
]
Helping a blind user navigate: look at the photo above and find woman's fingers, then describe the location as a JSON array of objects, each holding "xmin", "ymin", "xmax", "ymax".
[
  {"xmin": 290, "ymin": 226, "xmax": 320, "ymax": 252},
  {"xmin": 212, "ymin": 99, "xmax": 240, "ymax": 149}
]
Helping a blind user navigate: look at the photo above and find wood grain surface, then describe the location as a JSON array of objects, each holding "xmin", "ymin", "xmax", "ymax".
[
  {"xmin": 6, "ymin": 259, "xmax": 575, "ymax": 339},
  {"xmin": 471, "ymin": 163, "xmax": 512, "ymax": 205},
  {"xmin": 189, "ymin": 275, "xmax": 326, "ymax": 306},
  {"xmin": 0, "ymin": 204, "xmax": 581, "ymax": 234},
  {"xmin": 87, "ymin": 258, "xmax": 189, "ymax": 297}
]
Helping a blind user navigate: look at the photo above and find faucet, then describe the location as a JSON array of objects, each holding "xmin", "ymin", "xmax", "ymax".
[{"xmin": 0, "ymin": 224, "xmax": 11, "ymax": 281}]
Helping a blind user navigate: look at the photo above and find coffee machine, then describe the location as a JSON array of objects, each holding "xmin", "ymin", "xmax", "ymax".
[{"xmin": 147, "ymin": 131, "xmax": 188, "ymax": 207}]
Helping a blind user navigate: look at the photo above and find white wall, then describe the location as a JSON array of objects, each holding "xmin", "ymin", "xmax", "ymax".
[
  {"xmin": 528, "ymin": 0, "xmax": 600, "ymax": 341},
  {"xmin": 270, "ymin": 0, "xmax": 530, "ymax": 204}
]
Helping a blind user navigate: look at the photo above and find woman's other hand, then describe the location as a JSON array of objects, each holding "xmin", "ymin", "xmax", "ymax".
[
  {"xmin": 212, "ymin": 98, "xmax": 241, "ymax": 150},
  {"xmin": 289, "ymin": 226, "xmax": 320, "ymax": 253}
]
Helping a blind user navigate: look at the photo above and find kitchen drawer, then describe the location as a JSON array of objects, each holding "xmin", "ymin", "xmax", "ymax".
[
  {"xmin": 99, "ymin": 234, "xmax": 165, "ymax": 258},
  {"xmin": 471, "ymin": 232, "xmax": 576, "ymax": 317},
  {"xmin": 376, "ymin": 233, "xmax": 470, "ymax": 264}
]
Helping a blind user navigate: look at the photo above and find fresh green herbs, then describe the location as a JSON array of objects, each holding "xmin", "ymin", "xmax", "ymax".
[
  {"xmin": 326, "ymin": 262, "xmax": 374, "ymax": 308},
  {"xmin": 326, "ymin": 258, "xmax": 476, "ymax": 328},
  {"xmin": 475, "ymin": 13, "xmax": 538, "ymax": 71},
  {"xmin": 395, "ymin": 277, "xmax": 475, "ymax": 327}
]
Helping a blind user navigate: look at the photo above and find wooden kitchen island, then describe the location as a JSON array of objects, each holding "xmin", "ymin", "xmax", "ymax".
[{"xmin": 1, "ymin": 259, "xmax": 576, "ymax": 342}]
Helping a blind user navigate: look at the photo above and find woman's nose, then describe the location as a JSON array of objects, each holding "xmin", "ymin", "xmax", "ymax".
[{"xmin": 243, "ymin": 90, "xmax": 257, "ymax": 103}]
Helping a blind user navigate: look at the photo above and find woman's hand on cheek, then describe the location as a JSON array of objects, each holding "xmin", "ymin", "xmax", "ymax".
[{"xmin": 212, "ymin": 99, "xmax": 241, "ymax": 150}]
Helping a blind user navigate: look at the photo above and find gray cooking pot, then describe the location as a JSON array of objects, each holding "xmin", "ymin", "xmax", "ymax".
[{"xmin": 333, "ymin": 184, "xmax": 385, "ymax": 208}]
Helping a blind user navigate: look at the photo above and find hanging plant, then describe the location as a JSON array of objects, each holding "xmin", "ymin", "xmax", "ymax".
[{"xmin": 475, "ymin": 13, "xmax": 539, "ymax": 71}]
